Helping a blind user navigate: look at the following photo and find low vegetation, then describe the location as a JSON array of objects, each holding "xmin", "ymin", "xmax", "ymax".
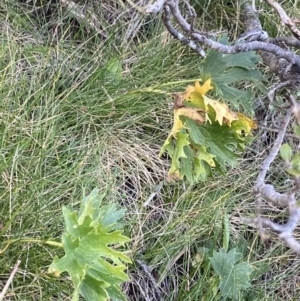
[{"xmin": 1, "ymin": 1, "xmax": 300, "ymax": 300}]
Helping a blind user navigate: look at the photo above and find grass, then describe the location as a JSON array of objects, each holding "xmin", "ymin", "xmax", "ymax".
[{"xmin": 1, "ymin": 0, "xmax": 300, "ymax": 300}]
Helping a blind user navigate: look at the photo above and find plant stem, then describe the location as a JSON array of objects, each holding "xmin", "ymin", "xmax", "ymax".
[{"xmin": 0, "ymin": 238, "xmax": 63, "ymax": 254}]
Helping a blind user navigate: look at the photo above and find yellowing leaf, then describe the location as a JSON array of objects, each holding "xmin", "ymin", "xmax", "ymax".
[
  {"xmin": 166, "ymin": 107, "xmax": 206, "ymax": 139},
  {"xmin": 196, "ymin": 146, "xmax": 216, "ymax": 167},
  {"xmin": 177, "ymin": 107, "xmax": 206, "ymax": 124},
  {"xmin": 49, "ymin": 268, "xmax": 60, "ymax": 277},
  {"xmin": 204, "ymin": 97, "xmax": 238, "ymax": 126},
  {"xmin": 185, "ymin": 79, "xmax": 213, "ymax": 107},
  {"xmin": 238, "ymin": 113, "xmax": 257, "ymax": 130},
  {"xmin": 160, "ymin": 78, "xmax": 257, "ymax": 183},
  {"xmin": 159, "ymin": 106, "xmax": 206, "ymax": 157},
  {"xmin": 195, "ymin": 78, "xmax": 213, "ymax": 95},
  {"xmin": 171, "ymin": 109, "xmax": 185, "ymax": 136},
  {"xmin": 231, "ymin": 113, "xmax": 257, "ymax": 135},
  {"xmin": 184, "ymin": 80, "xmax": 239, "ymax": 126}
]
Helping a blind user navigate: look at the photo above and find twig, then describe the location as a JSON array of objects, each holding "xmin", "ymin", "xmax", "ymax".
[
  {"xmin": 280, "ymin": 233, "xmax": 300, "ymax": 255},
  {"xmin": 258, "ymin": 184, "xmax": 290, "ymax": 206},
  {"xmin": 243, "ymin": 198, "xmax": 300, "ymax": 255},
  {"xmin": 183, "ymin": 0, "xmax": 197, "ymax": 32},
  {"xmin": 259, "ymin": 125, "xmax": 300, "ymax": 140},
  {"xmin": 238, "ymin": 30, "xmax": 268, "ymax": 42},
  {"xmin": 252, "ymin": 0, "xmax": 257, "ymax": 12},
  {"xmin": 251, "ymin": 109, "xmax": 291, "ymax": 244},
  {"xmin": 267, "ymin": 80, "xmax": 293, "ymax": 102},
  {"xmin": 162, "ymin": 6, "xmax": 205, "ymax": 57},
  {"xmin": 264, "ymin": 0, "xmax": 300, "ymax": 40},
  {"xmin": 288, "ymin": 178, "xmax": 300, "ymax": 196},
  {"xmin": 0, "ymin": 260, "xmax": 21, "ymax": 301},
  {"xmin": 146, "ymin": 0, "xmax": 166, "ymax": 13},
  {"xmin": 155, "ymin": 0, "xmax": 300, "ymax": 86},
  {"xmin": 241, "ymin": 2, "xmax": 300, "ymax": 85},
  {"xmin": 143, "ymin": 182, "xmax": 163, "ymax": 207},
  {"xmin": 254, "ymin": 109, "xmax": 292, "ymax": 190},
  {"xmin": 255, "ymin": 196, "xmax": 269, "ymax": 240},
  {"xmin": 270, "ymin": 37, "xmax": 300, "ymax": 49},
  {"xmin": 160, "ymin": 0, "xmax": 300, "ymax": 89},
  {"xmin": 287, "ymin": 94, "xmax": 300, "ymax": 124}
]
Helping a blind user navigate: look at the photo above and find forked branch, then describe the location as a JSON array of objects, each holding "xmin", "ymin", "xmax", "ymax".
[
  {"xmin": 246, "ymin": 109, "xmax": 300, "ymax": 255},
  {"xmin": 148, "ymin": 0, "xmax": 300, "ymax": 90}
]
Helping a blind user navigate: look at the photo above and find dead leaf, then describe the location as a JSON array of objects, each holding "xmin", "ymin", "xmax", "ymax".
[
  {"xmin": 168, "ymin": 107, "xmax": 206, "ymax": 138},
  {"xmin": 171, "ymin": 92, "xmax": 185, "ymax": 108},
  {"xmin": 204, "ymin": 97, "xmax": 238, "ymax": 126}
]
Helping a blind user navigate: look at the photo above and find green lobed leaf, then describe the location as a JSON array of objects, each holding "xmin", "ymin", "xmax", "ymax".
[
  {"xmin": 48, "ymin": 189, "xmax": 131, "ymax": 301},
  {"xmin": 199, "ymin": 35, "xmax": 266, "ymax": 114},
  {"xmin": 165, "ymin": 131, "xmax": 191, "ymax": 179},
  {"xmin": 160, "ymin": 115, "xmax": 249, "ymax": 182},
  {"xmin": 98, "ymin": 204, "xmax": 127, "ymax": 231},
  {"xmin": 79, "ymin": 275, "xmax": 110, "ymax": 301},
  {"xmin": 194, "ymin": 146, "xmax": 215, "ymax": 181},
  {"xmin": 174, "ymin": 132, "xmax": 189, "ymax": 160},
  {"xmin": 180, "ymin": 145, "xmax": 196, "ymax": 183},
  {"xmin": 183, "ymin": 117, "xmax": 240, "ymax": 170},
  {"xmin": 294, "ymin": 125, "xmax": 300, "ymax": 138},
  {"xmin": 291, "ymin": 153, "xmax": 300, "ymax": 169},
  {"xmin": 160, "ymin": 135, "xmax": 174, "ymax": 157},
  {"xmin": 280, "ymin": 143, "xmax": 293, "ymax": 162},
  {"xmin": 209, "ymin": 248, "xmax": 254, "ymax": 299}
]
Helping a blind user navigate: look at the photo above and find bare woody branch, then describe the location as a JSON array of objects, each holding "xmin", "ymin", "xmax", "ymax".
[
  {"xmin": 270, "ymin": 37, "xmax": 300, "ymax": 49},
  {"xmin": 241, "ymin": 2, "xmax": 300, "ymax": 86},
  {"xmin": 147, "ymin": 0, "xmax": 300, "ymax": 90},
  {"xmin": 288, "ymin": 94, "xmax": 300, "ymax": 124},
  {"xmin": 247, "ymin": 109, "xmax": 300, "ymax": 255},
  {"xmin": 162, "ymin": 5, "xmax": 205, "ymax": 57},
  {"xmin": 264, "ymin": 0, "xmax": 300, "ymax": 40},
  {"xmin": 254, "ymin": 109, "xmax": 291, "ymax": 190},
  {"xmin": 146, "ymin": 0, "xmax": 166, "ymax": 13},
  {"xmin": 162, "ymin": 0, "xmax": 300, "ymax": 69}
]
